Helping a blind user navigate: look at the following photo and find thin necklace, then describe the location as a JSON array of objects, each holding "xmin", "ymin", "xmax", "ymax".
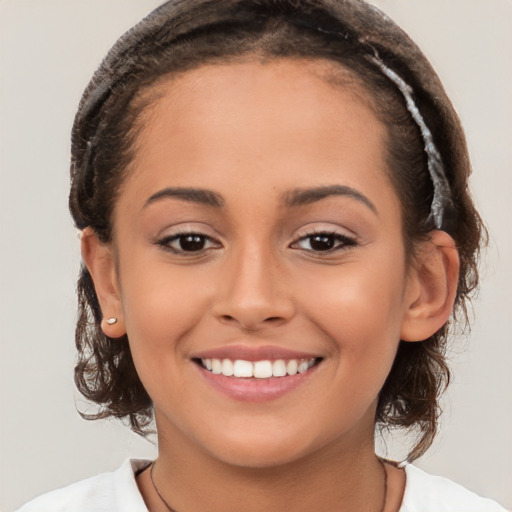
[
  {"xmin": 150, "ymin": 462, "xmax": 177, "ymax": 512},
  {"xmin": 149, "ymin": 459, "xmax": 388, "ymax": 512}
]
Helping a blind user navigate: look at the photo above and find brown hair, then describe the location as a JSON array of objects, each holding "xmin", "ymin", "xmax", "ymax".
[{"xmin": 70, "ymin": 0, "xmax": 485, "ymax": 461}]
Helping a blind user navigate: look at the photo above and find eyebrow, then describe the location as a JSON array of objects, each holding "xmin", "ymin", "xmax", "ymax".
[
  {"xmin": 143, "ymin": 184, "xmax": 377, "ymax": 214},
  {"xmin": 283, "ymin": 185, "xmax": 378, "ymax": 214},
  {"xmin": 143, "ymin": 187, "xmax": 224, "ymax": 209}
]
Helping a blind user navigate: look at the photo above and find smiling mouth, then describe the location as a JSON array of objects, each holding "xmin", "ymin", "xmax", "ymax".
[{"xmin": 195, "ymin": 357, "xmax": 322, "ymax": 379}]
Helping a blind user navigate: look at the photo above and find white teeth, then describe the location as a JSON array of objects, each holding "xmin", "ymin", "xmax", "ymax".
[
  {"xmin": 201, "ymin": 357, "xmax": 318, "ymax": 378},
  {"xmin": 254, "ymin": 360, "xmax": 273, "ymax": 379},
  {"xmin": 233, "ymin": 360, "xmax": 253, "ymax": 378},
  {"xmin": 211, "ymin": 359, "xmax": 222, "ymax": 374},
  {"xmin": 297, "ymin": 360, "xmax": 309, "ymax": 373},
  {"xmin": 272, "ymin": 360, "xmax": 287, "ymax": 377},
  {"xmin": 221, "ymin": 359, "xmax": 234, "ymax": 376},
  {"xmin": 286, "ymin": 359, "xmax": 298, "ymax": 376}
]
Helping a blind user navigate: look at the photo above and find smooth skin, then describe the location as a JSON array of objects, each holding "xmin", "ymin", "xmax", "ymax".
[{"xmin": 82, "ymin": 59, "xmax": 459, "ymax": 512}]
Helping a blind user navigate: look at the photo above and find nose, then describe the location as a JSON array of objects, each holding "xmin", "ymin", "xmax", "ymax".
[{"xmin": 212, "ymin": 244, "xmax": 295, "ymax": 331}]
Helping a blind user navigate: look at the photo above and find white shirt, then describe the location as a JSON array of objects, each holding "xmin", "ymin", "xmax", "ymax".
[{"xmin": 16, "ymin": 459, "xmax": 507, "ymax": 512}]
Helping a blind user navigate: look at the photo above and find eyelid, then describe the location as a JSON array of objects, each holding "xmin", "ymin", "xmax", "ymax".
[
  {"xmin": 159, "ymin": 231, "xmax": 217, "ymax": 245},
  {"xmin": 155, "ymin": 222, "xmax": 220, "ymax": 242},
  {"xmin": 291, "ymin": 223, "xmax": 358, "ymax": 241},
  {"xmin": 290, "ymin": 227, "xmax": 358, "ymax": 253},
  {"xmin": 155, "ymin": 226, "xmax": 223, "ymax": 254}
]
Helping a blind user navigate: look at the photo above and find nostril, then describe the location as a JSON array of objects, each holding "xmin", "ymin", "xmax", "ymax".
[{"xmin": 218, "ymin": 314, "xmax": 285, "ymax": 329}]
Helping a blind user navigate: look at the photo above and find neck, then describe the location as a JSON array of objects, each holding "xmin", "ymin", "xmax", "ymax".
[{"xmin": 142, "ymin": 415, "xmax": 387, "ymax": 512}]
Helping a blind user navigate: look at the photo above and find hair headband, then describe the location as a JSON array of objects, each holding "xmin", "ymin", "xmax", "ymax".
[{"xmin": 367, "ymin": 55, "xmax": 453, "ymax": 231}]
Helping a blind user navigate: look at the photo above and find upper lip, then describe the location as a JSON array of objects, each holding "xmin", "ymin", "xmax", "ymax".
[{"xmin": 191, "ymin": 344, "xmax": 322, "ymax": 362}]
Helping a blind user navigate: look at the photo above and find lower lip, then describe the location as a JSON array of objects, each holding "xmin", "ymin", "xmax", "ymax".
[{"xmin": 196, "ymin": 364, "xmax": 319, "ymax": 402}]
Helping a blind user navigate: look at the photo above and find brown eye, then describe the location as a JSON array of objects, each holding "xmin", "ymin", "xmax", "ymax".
[
  {"xmin": 178, "ymin": 234, "xmax": 207, "ymax": 252},
  {"xmin": 292, "ymin": 232, "xmax": 356, "ymax": 253},
  {"xmin": 158, "ymin": 233, "xmax": 220, "ymax": 253},
  {"xmin": 310, "ymin": 234, "xmax": 336, "ymax": 251}
]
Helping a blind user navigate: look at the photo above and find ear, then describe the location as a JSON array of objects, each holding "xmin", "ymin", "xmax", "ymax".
[
  {"xmin": 81, "ymin": 227, "xmax": 126, "ymax": 339},
  {"xmin": 400, "ymin": 230, "xmax": 460, "ymax": 342}
]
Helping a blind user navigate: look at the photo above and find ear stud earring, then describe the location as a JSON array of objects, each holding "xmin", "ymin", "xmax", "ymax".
[{"xmin": 106, "ymin": 317, "xmax": 118, "ymax": 325}]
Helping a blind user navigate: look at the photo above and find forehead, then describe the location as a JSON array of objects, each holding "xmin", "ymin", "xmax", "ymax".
[
  {"xmin": 141, "ymin": 57, "xmax": 376, "ymax": 129},
  {"xmin": 133, "ymin": 59, "xmax": 384, "ymax": 167},
  {"xmin": 119, "ymin": 58, "xmax": 395, "ymax": 218}
]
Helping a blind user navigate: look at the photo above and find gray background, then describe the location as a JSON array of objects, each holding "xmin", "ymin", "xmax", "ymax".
[{"xmin": 1, "ymin": 0, "xmax": 511, "ymax": 510}]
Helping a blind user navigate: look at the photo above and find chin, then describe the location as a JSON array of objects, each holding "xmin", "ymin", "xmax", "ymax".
[
  {"xmin": 199, "ymin": 425, "xmax": 325, "ymax": 470},
  {"xmin": 212, "ymin": 443, "xmax": 308, "ymax": 469}
]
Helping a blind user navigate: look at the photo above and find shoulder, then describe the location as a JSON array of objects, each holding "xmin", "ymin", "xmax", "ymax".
[
  {"xmin": 15, "ymin": 459, "xmax": 151, "ymax": 512},
  {"xmin": 400, "ymin": 464, "xmax": 508, "ymax": 512}
]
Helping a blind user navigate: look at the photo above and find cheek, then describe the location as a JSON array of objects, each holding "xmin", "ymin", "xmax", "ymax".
[
  {"xmin": 303, "ymin": 258, "xmax": 406, "ymax": 331},
  {"xmin": 118, "ymin": 255, "xmax": 214, "ymax": 355},
  {"xmin": 116, "ymin": 262, "xmax": 217, "ymax": 412},
  {"xmin": 302, "ymin": 271, "xmax": 405, "ymax": 421},
  {"xmin": 296, "ymin": 257, "xmax": 407, "ymax": 380}
]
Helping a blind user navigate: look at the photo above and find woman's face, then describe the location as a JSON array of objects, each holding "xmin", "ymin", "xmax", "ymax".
[{"xmin": 108, "ymin": 59, "xmax": 418, "ymax": 467}]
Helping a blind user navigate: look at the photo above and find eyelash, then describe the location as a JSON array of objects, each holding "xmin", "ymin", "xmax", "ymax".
[
  {"xmin": 157, "ymin": 231, "xmax": 220, "ymax": 254},
  {"xmin": 291, "ymin": 231, "xmax": 357, "ymax": 253},
  {"xmin": 156, "ymin": 230, "xmax": 357, "ymax": 255}
]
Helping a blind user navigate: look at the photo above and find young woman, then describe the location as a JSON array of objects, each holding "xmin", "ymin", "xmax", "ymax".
[{"xmin": 16, "ymin": 1, "xmax": 507, "ymax": 510}]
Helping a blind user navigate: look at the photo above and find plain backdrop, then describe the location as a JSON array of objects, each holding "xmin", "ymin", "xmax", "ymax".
[{"xmin": 1, "ymin": 0, "xmax": 511, "ymax": 510}]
